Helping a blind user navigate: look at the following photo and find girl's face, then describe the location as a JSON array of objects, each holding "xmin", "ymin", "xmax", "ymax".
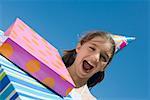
[{"xmin": 73, "ymin": 36, "xmax": 112, "ymax": 80}]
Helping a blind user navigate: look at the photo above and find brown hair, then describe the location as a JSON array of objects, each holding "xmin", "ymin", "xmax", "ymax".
[{"xmin": 62, "ymin": 31, "xmax": 115, "ymax": 88}]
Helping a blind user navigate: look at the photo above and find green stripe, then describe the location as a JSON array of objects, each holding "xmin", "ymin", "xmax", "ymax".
[{"xmin": 0, "ymin": 71, "xmax": 6, "ymax": 81}]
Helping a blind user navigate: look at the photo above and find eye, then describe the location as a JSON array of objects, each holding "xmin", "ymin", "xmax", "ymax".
[
  {"xmin": 89, "ymin": 47, "xmax": 96, "ymax": 51},
  {"xmin": 100, "ymin": 54, "xmax": 107, "ymax": 62}
]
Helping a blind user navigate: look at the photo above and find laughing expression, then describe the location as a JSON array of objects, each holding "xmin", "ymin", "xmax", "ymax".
[{"xmin": 73, "ymin": 36, "xmax": 112, "ymax": 80}]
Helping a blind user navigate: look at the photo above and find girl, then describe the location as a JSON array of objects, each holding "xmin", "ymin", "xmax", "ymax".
[{"xmin": 62, "ymin": 31, "xmax": 135, "ymax": 100}]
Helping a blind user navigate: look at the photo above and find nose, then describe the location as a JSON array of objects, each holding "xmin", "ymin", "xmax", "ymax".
[
  {"xmin": 89, "ymin": 52, "xmax": 100, "ymax": 65},
  {"xmin": 94, "ymin": 53, "xmax": 100, "ymax": 62}
]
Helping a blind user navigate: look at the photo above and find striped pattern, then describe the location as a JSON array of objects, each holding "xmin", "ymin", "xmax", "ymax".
[
  {"xmin": 110, "ymin": 34, "xmax": 136, "ymax": 53},
  {"xmin": 0, "ymin": 55, "xmax": 72, "ymax": 100}
]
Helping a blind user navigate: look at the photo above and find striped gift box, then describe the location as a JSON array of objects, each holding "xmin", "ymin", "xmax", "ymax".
[{"xmin": 0, "ymin": 55, "xmax": 73, "ymax": 100}]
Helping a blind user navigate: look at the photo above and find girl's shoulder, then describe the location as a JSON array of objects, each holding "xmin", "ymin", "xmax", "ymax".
[{"xmin": 69, "ymin": 84, "xmax": 97, "ymax": 100}]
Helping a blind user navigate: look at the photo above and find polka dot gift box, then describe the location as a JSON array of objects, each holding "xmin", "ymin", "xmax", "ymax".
[
  {"xmin": 0, "ymin": 18, "xmax": 75, "ymax": 97},
  {"xmin": 0, "ymin": 55, "xmax": 72, "ymax": 100}
]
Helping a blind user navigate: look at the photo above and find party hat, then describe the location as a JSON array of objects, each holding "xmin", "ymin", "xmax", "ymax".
[
  {"xmin": 110, "ymin": 34, "xmax": 136, "ymax": 53},
  {"xmin": 0, "ymin": 29, "xmax": 4, "ymax": 35}
]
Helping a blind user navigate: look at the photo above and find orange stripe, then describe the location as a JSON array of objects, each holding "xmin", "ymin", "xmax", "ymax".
[
  {"xmin": 56, "ymin": 59, "xmax": 64, "ymax": 67},
  {"xmin": 45, "ymin": 45, "xmax": 50, "ymax": 50},
  {"xmin": 38, "ymin": 56, "xmax": 49, "ymax": 64},
  {"xmin": 12, "ymin": 30, "xmax": 18, "ymax": 36},
  {"xmin": 32, "ymin": 39, "xmax": 39, "ymax": 46},
  {"xmin": 39, "ymin": 50, "xmax": 47, "ymax": 56},
  {"xmin": 42, "ymin": 39, "xmax": 57, "ymax": 51},
  {"xmin": 42, "ymin": 38, "xmax": 47, "ymax": 43},
  {"xmin": 55, "ymin": 54, "xmax": 64, "ymax": 66},
  {"xmin": 46, "ymin": 50, "xmax": 52, "ymax": 56},
  {"xmin": 22, "ymin": 36, "xmax": 30, "ymax": 43},
  {"xmin": 11, "ymin": 34, "xmax": 17, "ymax": 40},
  {"xmin": 18, "ymin": 24, "xmax": 25, "ymax": 31},
  {"xmin": 60, "ymin": 75, "xmax": 66, "ymax": 81},
  {"xmin": 55, "ymin": 53, "xmax": 61, "ymax": 60},
  {"xmin": 20, "ymin": 22, "xmax": 27, "ymax": 29},
  {"xmin": 25, "ymin": 43, "xmax": 35, "ymax": 51},
  {"xmin": 32, "ymin": 34, "xmax": 38, "ymax": 40},
  {"xmin": 51, "ymin": 62, "xmax": 61, "ymax": 69},
  {"xmin": 31, "ymin": 28, "xmax": 35, "ymax": 33},
  {"xmin": 67, "ymin": 73, "xmax": 71, "ymax": 78},
  {"xmin": 41, "ymin": 58, "xmax": 49, "ymax": 64},
  {"xmin": 30, "ymin": 28, "xmax": 39, "ymax": 40}
]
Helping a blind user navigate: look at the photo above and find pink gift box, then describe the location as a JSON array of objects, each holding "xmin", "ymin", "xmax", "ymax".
[{"xmin": 0, "ymin": 18, "xmax": 75, "ymax": 96}]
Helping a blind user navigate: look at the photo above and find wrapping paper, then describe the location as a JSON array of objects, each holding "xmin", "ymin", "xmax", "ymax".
[
  {"xmin": 0, "ymin": 55, "xmax": 73, "ymax": 100},
  {"xmin": 0, "ymin": 18, "xmax": 75, "ymax": 96}
]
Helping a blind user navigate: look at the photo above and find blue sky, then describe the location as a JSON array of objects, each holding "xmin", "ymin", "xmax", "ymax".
[{"xmin": 0, "ymin": 0, "xmax": 149, "ymax": 100}]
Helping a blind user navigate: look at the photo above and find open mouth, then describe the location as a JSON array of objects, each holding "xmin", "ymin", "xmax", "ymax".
[{"xmin": 82, "ymin": 60, "xmax": 94, "ymax": 73}]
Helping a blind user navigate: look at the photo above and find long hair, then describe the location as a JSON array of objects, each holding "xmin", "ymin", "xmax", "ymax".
[{"xmin": 62, "ymin": 31, "xmax": 115, "ymax": 88}]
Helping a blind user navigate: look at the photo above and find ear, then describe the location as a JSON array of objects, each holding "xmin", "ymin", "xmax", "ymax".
[{"xmin": 76, "ymin": 43, "xmax": 81, "ymax": 53}]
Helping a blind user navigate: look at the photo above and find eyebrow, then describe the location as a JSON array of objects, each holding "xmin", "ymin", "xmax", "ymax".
[
  {"xmin": 90, "ymin": 43, "xmax": 97, "ymax": 47},
  {"xmin": 91, "ymin": 40, "xmax": 106, "ymax": 44},
  {"xmin": 90, "ymin": 42, "xmax": 109, "ymax": 50},
  {"xmin": 90, "ymin": 40, "xmax": 108, "ymax": 46}
]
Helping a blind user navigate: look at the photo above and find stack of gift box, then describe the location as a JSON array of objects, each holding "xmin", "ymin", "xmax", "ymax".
[{"xmin": 0, "ymin": 18, "xmax": 75, "ymax": 99}]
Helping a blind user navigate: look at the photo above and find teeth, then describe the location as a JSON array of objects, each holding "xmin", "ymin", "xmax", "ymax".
[{"xmin": 87, "ymin": 61, "xmax": 94, "ymax": 68}]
